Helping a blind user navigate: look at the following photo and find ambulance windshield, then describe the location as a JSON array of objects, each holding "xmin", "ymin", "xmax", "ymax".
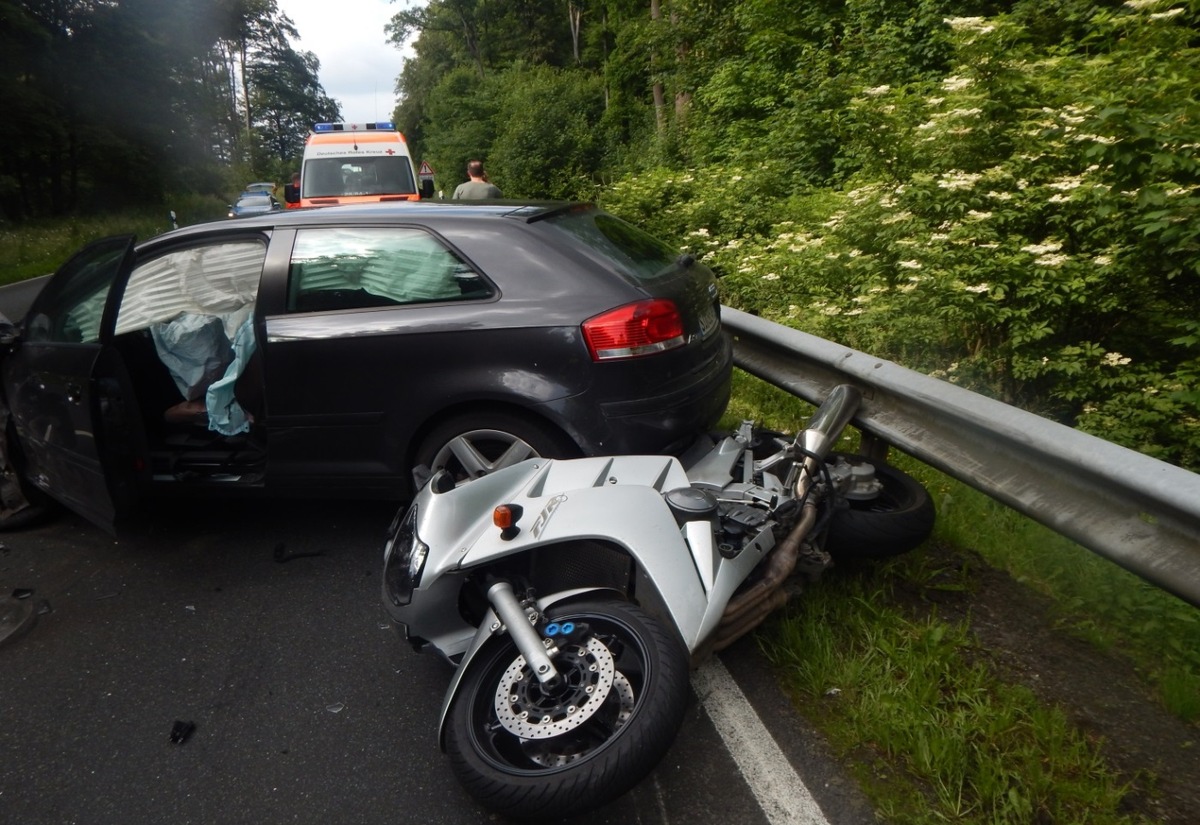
[{"xmin": 302, "ymin": 156, "xmax": 417, "ymax": 198}]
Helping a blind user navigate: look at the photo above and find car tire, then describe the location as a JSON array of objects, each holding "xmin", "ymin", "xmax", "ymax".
[{"xmin": 413, "ymin": 411, "xmax": 579, "ymax": 487}]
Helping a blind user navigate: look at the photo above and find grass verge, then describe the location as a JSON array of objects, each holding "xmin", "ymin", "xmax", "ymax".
[
  {"xmin": 0, "ymin": 195, "xmax": 228, "ymax": 286},
  {"xmin": 762, "ymin": 565, "xmax": 1145, "ymax": 824},
  {"xmin": 724, "ymin": 369, "xmax": 1200, "ymax": 722},
  {"xmin": 723, "ymin": 368, "xmax": 1198, "ymax": 821}
]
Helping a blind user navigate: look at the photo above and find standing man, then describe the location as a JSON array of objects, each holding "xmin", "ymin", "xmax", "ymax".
[
  {"xmin": 452, "ymin": 160, "xmax": 502, "ymax": 199},
  {"xmin": 284, "ymin": 172, "xmax": 302, "ymax": 208}
]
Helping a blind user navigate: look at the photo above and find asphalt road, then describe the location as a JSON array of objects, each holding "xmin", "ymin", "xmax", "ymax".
[
  {"xmin": 0, "ymin": 258, "xmax": 876, "ymax": 823},
  {"xmin": 0, "ymin": 273, "xmax": 48, "ymax": 323},
  {"xmin": 0, "ymin": 496, "xmax": 878, "ymax": 825}
]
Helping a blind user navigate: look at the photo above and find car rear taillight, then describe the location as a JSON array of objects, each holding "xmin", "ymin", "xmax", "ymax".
[{"xmin": 582, "ymin": 299, "xmax": 686, "ymax": 361}]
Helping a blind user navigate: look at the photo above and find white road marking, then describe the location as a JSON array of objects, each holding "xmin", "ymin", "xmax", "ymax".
[{"xmin": 692, "ymin": 657, "xmax": 831, "ymax": 825}]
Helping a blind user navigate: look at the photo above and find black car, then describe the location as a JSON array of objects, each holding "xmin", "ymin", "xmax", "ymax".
[{"xmin": 0, "ymin": 201, "xmax": 731, "ymax": 532}]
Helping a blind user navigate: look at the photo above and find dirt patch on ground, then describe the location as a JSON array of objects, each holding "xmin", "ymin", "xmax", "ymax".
[{"xmin": 890, "ymin": 541, "xmax": 1200, "ymax": 823}]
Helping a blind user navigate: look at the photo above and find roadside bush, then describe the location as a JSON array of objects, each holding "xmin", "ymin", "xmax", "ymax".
[
  {"xmin": 604, "ymin": 7, "xmax": 1200, "ymax": 471},
  {"xmin": 486, "ymin": 66, "xmax": 610, "ymax": 200}
]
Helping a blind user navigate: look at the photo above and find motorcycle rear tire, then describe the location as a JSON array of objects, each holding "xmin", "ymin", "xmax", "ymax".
[
  {"xmin": 824, "ymin": 456, "xmax": 934, "ymax": 560},
  {"xmin": 444, "ymin": 598, "xmax": 689, "ymax": 820}
]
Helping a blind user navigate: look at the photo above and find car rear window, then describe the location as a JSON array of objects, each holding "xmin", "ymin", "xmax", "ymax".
[
  {"xmin": 287, "ymin": 227, "xmax": 492, "ymax": 312},
  {"xmin": 544, "ymin": 210, "xmax": 683, "ymax": 285}
]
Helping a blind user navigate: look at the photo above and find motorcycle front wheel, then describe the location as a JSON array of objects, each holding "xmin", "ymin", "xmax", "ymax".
[{"xmin": 444, "ymin": 598, "xmax": 689, "ymax": 820}]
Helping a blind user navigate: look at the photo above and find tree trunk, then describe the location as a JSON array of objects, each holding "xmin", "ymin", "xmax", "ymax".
[
  {"xmin": 569, "ymin": 2, "xmax": 582, "ymax": 64},
  {"xmin": 457, "ymin": 9, "xmax": 486, "ymax": 78},
  {"xmin": 651, "ymin": 0, "xmax": 665, "ymax": 135},
  {"xmin": 239, "ymin": 39, "xmax": 253, "ymax": 160}
]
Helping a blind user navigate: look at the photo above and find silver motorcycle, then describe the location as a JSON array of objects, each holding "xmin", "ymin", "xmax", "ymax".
[{"xmin": 382, "ymin": 384, "xmax": 933, "ymax": 819}]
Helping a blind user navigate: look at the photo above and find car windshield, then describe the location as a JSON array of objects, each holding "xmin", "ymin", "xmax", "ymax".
[
  {"xmin": 544, "ymin": 210, "xmax": 684, "ymax": 284},
  {"xmin": 237, "ymin": 195, "xmax": 270, "ymax": 208}
]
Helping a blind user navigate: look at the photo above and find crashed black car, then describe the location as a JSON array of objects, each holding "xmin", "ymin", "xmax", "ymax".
[{"xmin": 0, "ymin": 201, "xmax": 732, "ymax": 532}]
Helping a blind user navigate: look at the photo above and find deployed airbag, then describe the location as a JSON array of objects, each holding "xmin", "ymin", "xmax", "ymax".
[
  {"xmin": 152, "ymin": 308, "xmax": 256, "ymax": 436},
  {"xmin": 151, "ymin": 313, "xmax": 233, "ymax": 401}
]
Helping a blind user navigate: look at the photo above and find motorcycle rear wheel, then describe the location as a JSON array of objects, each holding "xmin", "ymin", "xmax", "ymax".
[
  {"xmin": 824, "ymin": 455, "xmax": 935, "ymax": 560},
  {"xmin": 444, "ymin": 598, "xmax": 689, "ymax": 820}
]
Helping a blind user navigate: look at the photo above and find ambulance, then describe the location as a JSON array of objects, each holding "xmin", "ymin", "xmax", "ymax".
[{"xmin": 288, "ymin": 122, "xmax": 433, "ymax": 208}]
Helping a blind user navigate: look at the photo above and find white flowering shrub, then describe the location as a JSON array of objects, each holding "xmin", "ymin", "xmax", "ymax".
[{"xmin": 603, "ymin": 4, "xmax": 1200, "ymax": 469}]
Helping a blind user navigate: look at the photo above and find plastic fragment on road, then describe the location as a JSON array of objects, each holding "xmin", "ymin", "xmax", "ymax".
[
  {"xmin": 273, "ymin": 542, "xmax": 323, "ymax": 563},
  {"xmin": 170, "ymin": 720, "xmax": 196, "ymax": 744},
  {"xmin": 0, "ymin": 595, "xmax": 36, "ymax": 647}
]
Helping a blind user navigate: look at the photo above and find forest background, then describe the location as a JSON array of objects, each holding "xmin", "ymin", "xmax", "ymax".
[{"xmin": 3, "ymin": 0, "xmax": 1198, "ymax": 471}]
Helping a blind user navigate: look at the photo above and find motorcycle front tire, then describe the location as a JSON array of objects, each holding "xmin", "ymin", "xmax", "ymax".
[{"xmin": 444, "ymin": 598, "xmax": 689, "ymax": 820}]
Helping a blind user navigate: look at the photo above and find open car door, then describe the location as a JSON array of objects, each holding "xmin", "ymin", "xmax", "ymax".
[{"xmin": 2, "ymin": 236, "xmax": 148, "ymax": 533}]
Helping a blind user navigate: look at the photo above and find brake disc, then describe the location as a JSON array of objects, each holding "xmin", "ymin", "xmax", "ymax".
[{"xmin": 493, "ymin": 635, "xmax": 620, "ymax": 740}]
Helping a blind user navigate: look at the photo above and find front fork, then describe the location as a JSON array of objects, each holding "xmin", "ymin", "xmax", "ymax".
[{"xmin": 487, "ymin": 580, "xmax": 560, "ymax": 684}]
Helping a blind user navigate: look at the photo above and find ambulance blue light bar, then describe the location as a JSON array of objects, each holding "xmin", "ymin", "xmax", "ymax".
[{"xmin": 313, "ymin": 121, "xmax": 396, "ymax": 133}]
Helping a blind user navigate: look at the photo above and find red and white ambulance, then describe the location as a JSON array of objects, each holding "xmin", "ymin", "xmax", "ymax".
[{"xmin": 289, "ymin": 122, "xmax": 433, "ymax": 208}]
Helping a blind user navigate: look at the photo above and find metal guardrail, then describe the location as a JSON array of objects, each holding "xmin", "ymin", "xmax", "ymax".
[{"xmin": 722, "ymin": 306, "xmax": 1200, "ymax": 608}]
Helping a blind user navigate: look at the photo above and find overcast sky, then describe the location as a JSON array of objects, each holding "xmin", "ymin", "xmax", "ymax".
[{"xmin": 276, "ymin": 0, "xmax": 417, "ymax": 123}]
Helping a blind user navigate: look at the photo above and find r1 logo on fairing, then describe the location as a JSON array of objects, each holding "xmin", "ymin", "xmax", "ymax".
[{"xmin": 531, "ymin": 494, "xmax": 569, "ymax": 538}]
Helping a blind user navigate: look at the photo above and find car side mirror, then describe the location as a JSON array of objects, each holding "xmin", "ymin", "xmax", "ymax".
[{"xmin": 0, "ymin": 319, "xmax": 20, "ymax": 347}]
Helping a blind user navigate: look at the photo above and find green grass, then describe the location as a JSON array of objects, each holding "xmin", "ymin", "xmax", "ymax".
[
  {"xmin": 727, "ymin": 369, "xmax": 1200, "ymax": 721},
  {"xmin": 0, "ymin": 195, "xmax": 229, "ymax": 286},
  {"xmin": 921, "ymin": 469, "xmax": 1200, "ymax": 723},
  {"xmin": 761, "ymin": 571, "xmax": 1147, "ymax": 824},
  {"xmin": 724, "ymin": 369, "xmax": 1198, "ymax": 822}
]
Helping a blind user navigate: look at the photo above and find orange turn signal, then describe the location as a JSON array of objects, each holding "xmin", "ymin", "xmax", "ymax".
[
  {"xmin": 494, "ymin": 504, "xmax": 523, "ymax": 539},
  {"xmin": 494, "ymin": 504, "xmax": 515, "ymax": 529}
]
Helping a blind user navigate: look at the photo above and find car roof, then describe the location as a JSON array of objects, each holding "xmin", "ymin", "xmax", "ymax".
[{"xmin": 153, "ymin": 201, "xmax": 592, "ymax": 244}]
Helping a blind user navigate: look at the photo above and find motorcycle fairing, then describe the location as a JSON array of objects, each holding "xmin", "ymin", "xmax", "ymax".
[{"xmin": 399, "ymin": 453, "xmax": 783, "ymax": 662}]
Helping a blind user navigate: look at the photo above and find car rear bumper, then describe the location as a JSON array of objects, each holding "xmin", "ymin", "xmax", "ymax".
[{"xmin": 578, "ymin": 331, "xmax": 733, "ymax": 455}]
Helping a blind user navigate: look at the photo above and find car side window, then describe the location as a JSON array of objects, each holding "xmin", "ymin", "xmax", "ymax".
[
  {"xmin": 287, "ymin": 227, "xmax": 491, "ymax": 313},
  {"xmin": 25, "ymin": 237, "xmax": 132, "ymax": 344},
  {"xmin": 115, "ymin": 241, "xmax": 265, "ymax": 335}
]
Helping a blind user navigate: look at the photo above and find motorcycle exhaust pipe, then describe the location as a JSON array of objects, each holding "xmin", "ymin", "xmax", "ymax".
[
  {"xmin": 695, "ymin": 500, "xmax": 819, "ymax": 662},
  {"xmin": 711, "ymin": 588, "xmax": 790, "ymax": 653},
  {"xmin": 694, "ymin": 386, "xmax": 860, "ymax": 662},
  {"xmin": 795, "ymin": 384, "xmax": 862, "ymax": 499},
  {"xmin": 719, "ymin": 501, "xmax": 817, "ymax": 628},
  {"xmin": 487, "ymin": 580, "xmax": 559, "ymax": 684}
]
